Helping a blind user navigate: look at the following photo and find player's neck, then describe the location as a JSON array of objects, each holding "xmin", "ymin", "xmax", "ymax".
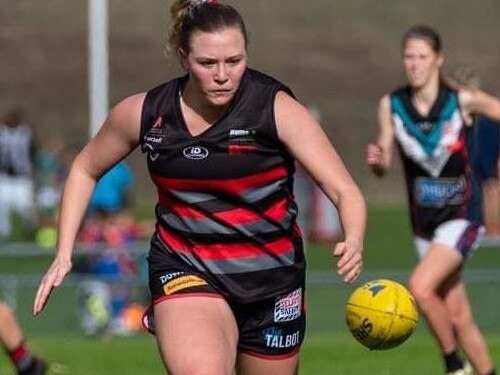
[{"xmin": 411, "ymin": 81, "xmax": 439, "ymax": 117}]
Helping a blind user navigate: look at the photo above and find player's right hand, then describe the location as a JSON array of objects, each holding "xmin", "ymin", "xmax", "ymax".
[
  {"xmin": 365, "ymin": 143, "xmax": 383, "ymax": 167},
  {"xmin": 33, "ymin": 257, "xmax": 72, "ymax": 316}
]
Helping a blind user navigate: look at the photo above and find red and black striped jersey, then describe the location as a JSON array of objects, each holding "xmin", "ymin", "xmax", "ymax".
[{"xmin": 140, "ymin": 69, "xmax": 305, "ymax": 303}]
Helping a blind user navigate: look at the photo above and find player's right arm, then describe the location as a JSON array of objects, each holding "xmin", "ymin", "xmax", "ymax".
[
  {"xmin": 366, "ymin": 95, "xmax": 394, "ymax": 177},
  {"xmin": 33, "ymin": 93, "xmax": 145, "ymax": 316}
]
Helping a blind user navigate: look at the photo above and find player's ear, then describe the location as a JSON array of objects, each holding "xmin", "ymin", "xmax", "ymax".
[
  {"xmin": 179, "ymin": 49, "xmax": 188, "ymax": 71},
  {"xmin": 437, "ymin": 52, "xmax": 444, "ymax": 68}
]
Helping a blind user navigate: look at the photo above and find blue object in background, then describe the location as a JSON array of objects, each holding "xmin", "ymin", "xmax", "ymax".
[
  {"xmin": 474, "ymin": 116, "xmax": 500, "ymax": 181},
  {"xmin": 89, "ymin": 162, "xmax": 133, "ymax": 213}
]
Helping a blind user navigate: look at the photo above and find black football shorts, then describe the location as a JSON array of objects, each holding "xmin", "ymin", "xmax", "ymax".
[{"xmin": 143, "ymin": 236, "xmax": 306, "ymax": 358}]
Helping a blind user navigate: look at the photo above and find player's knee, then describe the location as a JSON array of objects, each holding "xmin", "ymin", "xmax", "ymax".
[
  {"xmin": 450, "ymin": 308, "xmax": 474, "ymax": 330},
  {"xmin": 408, "ymin": 278, "xmax": 432, "ymax": 307}
]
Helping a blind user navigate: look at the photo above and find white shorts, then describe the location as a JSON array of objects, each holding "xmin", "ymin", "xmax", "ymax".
[{"xmin": 414, "ymin": 219, "xmax": 484, "ymax": 260}]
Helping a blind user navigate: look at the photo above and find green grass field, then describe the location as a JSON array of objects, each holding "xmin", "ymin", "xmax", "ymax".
[
  {"xmin": 1, "ymin": 206, "xmax": 499, "ymax": 374},
  {"xmin": 1, "ymin": 335, "xmax": 499, "ymax": 375}
]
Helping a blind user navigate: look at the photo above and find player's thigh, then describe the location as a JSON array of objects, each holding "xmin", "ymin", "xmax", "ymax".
[
  {"xmin": 236, "ymin": 351, "xmax": 300, "ymax": 375},
  {"xmin": 409, "ymin": 243, "xmax": 463, "ymax": 295},
  {"xmin": 154, "ymin": 296, "xmax": 239, "ymax": 375}
]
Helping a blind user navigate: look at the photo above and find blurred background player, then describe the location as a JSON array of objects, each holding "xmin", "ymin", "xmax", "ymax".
[
  {"xmin": 474, "ymin": 114, "xmax": 500, "ymax": 241},
  {"xmin": 0, "ymin": 300, "xmax": 46, "ymax": 375},
  {"xmin": 449, "ymin": 67, "xmax": 500, "ymax": 242},
  {"xmin": 0, "ymin": 108, "xmax": 37, "ymax": 241},
  {"xmin": 366, "ymin": 25, "xmax": 500, "ymax": 375}
]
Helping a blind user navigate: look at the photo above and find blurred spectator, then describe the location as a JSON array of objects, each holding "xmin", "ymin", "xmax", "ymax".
[
  {"xmin": 35, "ymin": 144, "xmax": 82, "ymax": 249},
  {"xmin": 0, "ymin": 299, "xmax": 47, "ymax": 375},
  {"xmin": 88, "ymin": 161, "xmax": 133, "ymax": 215},
  {"xmin": 35, "ymin": 135, "xmax": 66, "ymax": 221},
  {"xmin": 0, "ymin": 109, "xmax": 37, "ymax": 241},
  {"xmin": 76, "ymin": 161, "xmax": 146, "ymax": 336},
  {"xmin": 294, "ymin": 105, "xmax": 342, "ymax": 248}
]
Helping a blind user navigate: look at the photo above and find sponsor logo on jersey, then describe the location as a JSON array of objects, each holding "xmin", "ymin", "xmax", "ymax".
[
  {"xmin": 183, "ymin": 146, "xmax": 209, "ymax": 160},
  {"xmin": 162, "ymin": 275, "xmax": 208, "ymax": 295},
  {"xmin": 274, "ymin": 288, "xmax": 302, "ymax": 322},
  {"xmin": 415, "ymin": 176, "xmax": 466, "ymax": 207},
  {"xmin": 229, "ymin": 129, "xmax": 256, "ymax": 140},
  {"xmin": 228, "ymin": 144, "xmax": 257, "ymax": 154},
  {"xmin": 143, "ymin": 143, "xmax": 160, "ymax": 161},
  {"xmin": 228, "ymin": 129, "xmax": 257, "ymax": 154},
  {"xmin": 143, "ymin": 116, "xmax": 166, "ymax": 161},
  {"xmin": 262, "ymin": 327, "xmax": 301, "ymax": 348},
  {"xmin": 153, "ymin": 116, "xmax": 163, "ymax": 129}
]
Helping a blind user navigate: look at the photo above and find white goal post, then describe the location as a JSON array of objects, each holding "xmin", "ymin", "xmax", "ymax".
[{"xmin": 88, "ymin": 0, "xmax": 109, "ymax": 138}]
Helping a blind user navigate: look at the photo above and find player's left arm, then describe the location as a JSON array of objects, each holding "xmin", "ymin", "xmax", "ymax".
[
  {"xmin": 274, "ymin": 91, "xmax": 366, "ymax": 283},
  {"xmin": 459, "ymin": 88, "xmax": 500, "ymax": 123}
]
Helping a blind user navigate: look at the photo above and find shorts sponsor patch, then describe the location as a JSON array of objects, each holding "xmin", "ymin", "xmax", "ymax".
[
  {"xmin": 159, "ymin": 271, "xmax": 185, "ymax": 284},
  {"xmin": 274, "ymin": 288, "xmax": 302, "ymax": 322},
  {"xmin": 163, "ymin": 275, "xmax": 208, "ymax": 295},
  {"xmin": 262, "ymin": 327, "xmax": 301, "ymax": 348}
]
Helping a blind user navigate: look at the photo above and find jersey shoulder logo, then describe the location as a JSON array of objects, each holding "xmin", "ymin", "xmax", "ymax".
[{"xmin": 142, "ymin": 116, "xmax": 166, "ymax": 161}]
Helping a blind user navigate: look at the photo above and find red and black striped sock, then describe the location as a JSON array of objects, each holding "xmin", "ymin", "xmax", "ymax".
[{"xmin": 7, "ymin": 342, "xmax": 35, "ymax": 372}]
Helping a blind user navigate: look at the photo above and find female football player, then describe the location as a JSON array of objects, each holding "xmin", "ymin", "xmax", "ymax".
[
  {"xmin": 366, "ymin": 24, "xmax": 499, "ymax": 375},
  {"xmin": 33, "ymin": 1, "xmax": 366, "ymax": 374}
]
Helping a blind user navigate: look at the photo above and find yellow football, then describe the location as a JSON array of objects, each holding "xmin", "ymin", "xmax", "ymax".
[{"xmin": 345, "ymin": 279, "xmax": 418, "ymax": 350}]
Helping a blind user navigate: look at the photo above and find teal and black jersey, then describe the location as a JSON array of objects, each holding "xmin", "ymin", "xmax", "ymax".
[
  {"xmin": 139, "ymin": 68, "xmax": 305, "ymax": 303},
  {"xmin": 390, "ymin": 83, "xmax": 482, "ymax": 238}
]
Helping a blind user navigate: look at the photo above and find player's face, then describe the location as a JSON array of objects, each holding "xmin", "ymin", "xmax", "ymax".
[
  {"xmin": 182, "ymin": 27, "xmax": 248, "ymax": 107},
  {"xmin": 403, "ymin": 38, "xmax": 443, "ymax": 89}
]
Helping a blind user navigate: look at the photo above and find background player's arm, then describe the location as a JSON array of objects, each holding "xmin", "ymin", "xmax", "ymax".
[
  {"xmin": 366, "ymin": 95, "xmax": 394, "ymax": 177},
  {"xmin": 459, "ymin": 89, "xmax": 500, "ymax": 123},
  {"xmin": 274, "ymin": 91, "xmax": 366, "ymax": 283}
]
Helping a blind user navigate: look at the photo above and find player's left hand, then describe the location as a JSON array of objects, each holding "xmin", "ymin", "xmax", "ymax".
[{"xmin": 333, "ymin": 240, "xmax": 363, "ymax": 283}]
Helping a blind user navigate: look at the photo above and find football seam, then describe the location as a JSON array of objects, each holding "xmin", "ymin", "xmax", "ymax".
[{"xmin": 346, "ymin": 302, "xmax": 417, "ymax": 322}]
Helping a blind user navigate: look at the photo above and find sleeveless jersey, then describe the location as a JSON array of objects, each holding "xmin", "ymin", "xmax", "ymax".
[
  {"xmin": 390, "ymin": 83, "xmax": 482, "ymax": 238},
  {"xmin": 140, "ymin": 68, "xmax": 305, "ymax": 303}
]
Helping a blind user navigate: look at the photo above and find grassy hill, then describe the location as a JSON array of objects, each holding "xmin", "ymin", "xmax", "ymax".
[{"xmin": 1, "ymin": 0, "xmax": 500, "ymax": 204}]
